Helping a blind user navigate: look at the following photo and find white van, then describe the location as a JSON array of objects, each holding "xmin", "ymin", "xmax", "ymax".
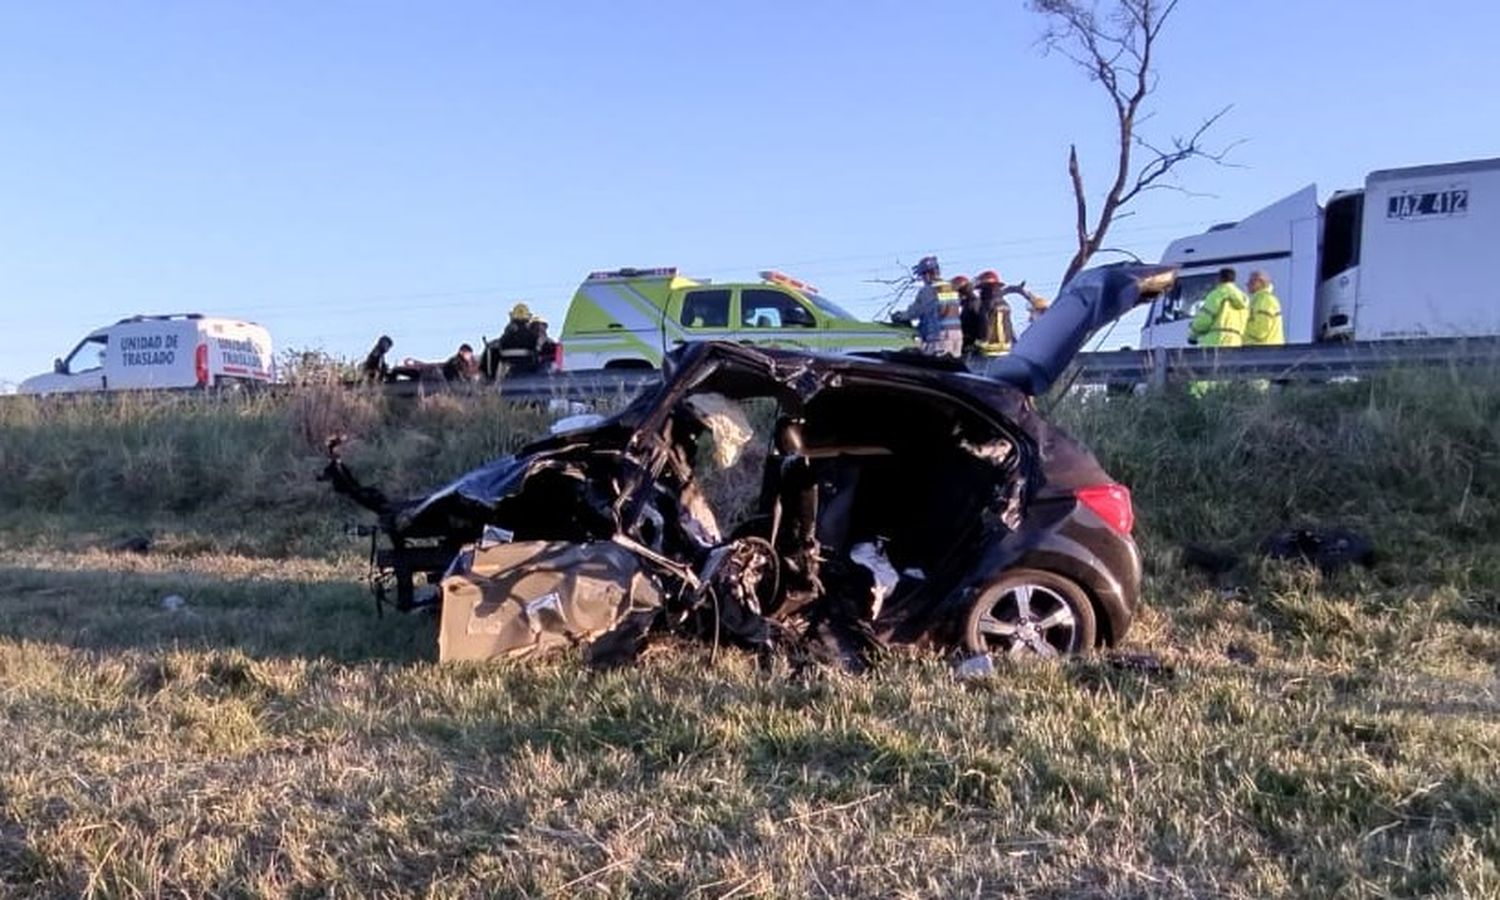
[{"xmin": 19, "ymin": 314, "xmax": 275, "ymax": 394}]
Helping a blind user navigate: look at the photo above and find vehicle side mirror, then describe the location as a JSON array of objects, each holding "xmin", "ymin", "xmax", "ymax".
[{"xmin": 53, "ymin": 357, "xmax": 66, "ymax": 374}]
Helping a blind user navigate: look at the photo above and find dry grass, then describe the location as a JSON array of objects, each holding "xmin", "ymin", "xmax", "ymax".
[{"xmin": 1, "ymin": 371, "xmax": 1498, "ymax": 897}]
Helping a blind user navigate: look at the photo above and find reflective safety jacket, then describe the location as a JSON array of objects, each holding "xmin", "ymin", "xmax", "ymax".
[
  {"xmin": 905, "ymin": 281, "xmax": 964, "ymax": 343},
  {"xmin": 1189, "ymin": 282, "xmax": 1250, "ymax": 347},
  {"xmin": 973, "ymin": 297, "xmax": 1015, "ymax": 356},
  {"xmin": 1245, "ymin": 285, "xmax": 1285, "ymax": 346}
]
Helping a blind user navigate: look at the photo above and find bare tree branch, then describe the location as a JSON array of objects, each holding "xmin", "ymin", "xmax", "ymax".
[
  {"xmin": 864, "ymin": 268, "xmax": 919, "ymax": 320},
  {"xmin": 1068, "ymin": 145, "xmax": 1089, "ymax": 249},
  {"xmin": 1030, "ymin": 0, "xmax": 1237, "ymax": 287}
]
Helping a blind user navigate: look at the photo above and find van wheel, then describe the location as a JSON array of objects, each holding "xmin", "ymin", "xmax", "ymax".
[{"xmin": 963, "ymin": 569, "xmax": 1096, "ymax": 658}]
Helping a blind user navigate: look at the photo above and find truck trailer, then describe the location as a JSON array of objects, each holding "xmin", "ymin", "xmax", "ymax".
[{"xmin": 1140, "ymin": 157, "xmax": 1500, "ymax": 349}]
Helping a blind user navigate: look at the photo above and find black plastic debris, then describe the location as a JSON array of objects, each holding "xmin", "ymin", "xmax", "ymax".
[
  {"xmin": 110, "ymin": 534, "xmax": 153, "ymax": 555},
  {"xmin": 1261, "ymin": 527, "xmax": 1375, "ymax": 574}
]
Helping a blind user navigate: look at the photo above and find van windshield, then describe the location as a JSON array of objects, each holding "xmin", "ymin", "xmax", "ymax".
[
  {"xmin": 801, "ymin": 292, "xmax": 856, "ymax": 321},
  {"xmin": 64, "ymin": 335, "xmax": 108, "ymax": 374}
]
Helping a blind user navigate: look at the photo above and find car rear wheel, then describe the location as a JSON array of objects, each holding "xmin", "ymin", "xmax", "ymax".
[{"xmin": 963, "ymin": 569, "xmax": 1096, "ymax": 658}]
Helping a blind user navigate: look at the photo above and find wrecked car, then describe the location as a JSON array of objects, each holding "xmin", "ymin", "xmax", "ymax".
[{"xmin": 326, "ymin": 264, "xmax": 1175, "ymax": 668}]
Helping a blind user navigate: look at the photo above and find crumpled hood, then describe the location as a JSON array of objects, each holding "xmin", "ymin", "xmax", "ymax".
[
  {"xmin": 984, "ymin": 263, "xmax": 1176, "ymax": 395},
  {"xmin": 400, "ymin": 453, "xmax": 530, "ymax": 528}
]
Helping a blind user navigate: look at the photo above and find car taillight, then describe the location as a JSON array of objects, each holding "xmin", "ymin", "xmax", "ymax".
[
  {"xmin": 551, "ymin": 342, "xmax": 564, "ymax": 370},
  {"xmin": 1076, "ymin": 483, "xmax": 1134, "ymax": 535},
  {"xmin": 195, "ymin": 343, "xmax": 210, "ymax": 386}
]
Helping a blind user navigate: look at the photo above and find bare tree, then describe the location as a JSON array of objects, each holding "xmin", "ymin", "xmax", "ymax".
[{"xmin": 1031, "ymin": 0, "xmax": 1237, "ymax": 287}]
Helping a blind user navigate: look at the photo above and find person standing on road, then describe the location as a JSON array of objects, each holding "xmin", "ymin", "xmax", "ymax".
[
  {"xmin": 480, "ymin": 302, "xmax": 547, "ymax": 378},
  {"xmin": 971, "ymin": 270, "xmax": 1016, "ymax": 358},
  {"xmin": 900, "ymin": 256, "xmax": 964, "ymax": 357},
  {"xmin": 360, "ymin": 335, "xmax": 394, "ymax": 383},
  {"xmin": 1244, "ymin": 270, "xmax": 1285, "ymax": 346},
  {"xmin": 952, "ymin": 274, "xmax": 983, "ymax": 354},
  {"xmin": 1188, "ymin": 267, "xmax": 1249, "ymax": 347},
  {"xmin": 498, "ymin": 303, "xmax": 536, "ymax": 351}
]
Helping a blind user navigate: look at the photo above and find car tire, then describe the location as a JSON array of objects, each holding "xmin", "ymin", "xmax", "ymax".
[{"xmin": 963, "ymin": 568, "xmax": 1096, "ymax": 659}]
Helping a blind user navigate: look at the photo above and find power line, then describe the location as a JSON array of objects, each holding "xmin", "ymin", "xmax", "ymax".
[{"xmin": 212, "ymin": 219, "xmax": 1207, "ymax": 318}]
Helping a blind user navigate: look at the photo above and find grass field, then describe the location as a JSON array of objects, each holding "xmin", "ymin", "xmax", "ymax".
[{"xmin": 1, "ymin": 373, "xmax": 1497, "ymax": 897}]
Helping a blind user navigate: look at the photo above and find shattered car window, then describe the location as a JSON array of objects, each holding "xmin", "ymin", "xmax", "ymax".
[
  {"xmin": 689, "ymin": 394, "xmax": 777, "ymax": 535},
  {"xmin": 682, "ymin": 392, "xmax": 754, "ymax": 469}
]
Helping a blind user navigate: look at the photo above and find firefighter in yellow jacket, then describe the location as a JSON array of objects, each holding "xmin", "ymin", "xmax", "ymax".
[
  {"xmin": 1189, "ymin": 267, "xmax": 1250, "ymax": 347},
  {"xmin": 1244, "ymin": 270, "xmax": 1284, "ymax": 346}
]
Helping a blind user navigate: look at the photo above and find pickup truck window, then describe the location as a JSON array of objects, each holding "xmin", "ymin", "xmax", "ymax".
[
  {"xmin": 64, "ymin": 335, "xmax": 108, "ymax": 374},
  {"xmin": 742, "ymin": 289, "xmax": 816, "ymax": 329},
  {"xmin": 680, "ymin": 289, "xmax": 731, "ymax": 328}
]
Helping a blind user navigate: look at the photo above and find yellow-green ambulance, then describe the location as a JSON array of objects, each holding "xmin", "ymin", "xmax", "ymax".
[{"xmin": 559, "ymin": 267, "xmax": 913, "ymax": 369}]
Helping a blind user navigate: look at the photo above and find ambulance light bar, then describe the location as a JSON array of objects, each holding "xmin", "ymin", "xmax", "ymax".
[
  {"xmin": 587, "ymin": 266, "xmax": 679, "ymax": 281},
  {"xmin": 760, "ymin": 270, "xmax": 821, "ymax": 295}
]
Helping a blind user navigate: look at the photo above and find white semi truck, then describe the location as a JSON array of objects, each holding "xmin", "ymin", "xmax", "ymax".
[{"xmin": 1140, "ymin": 157, "xmax": 1500, "ymax": 348}]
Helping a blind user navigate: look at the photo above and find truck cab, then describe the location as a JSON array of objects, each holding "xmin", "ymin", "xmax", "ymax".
[
  {"xmin": 560, "ymin": 267, "xmax": 912, "ymax": 369},
  {"xmin": 1140, "ymin": 186, "xmax": 1321, "ymax": 349}
]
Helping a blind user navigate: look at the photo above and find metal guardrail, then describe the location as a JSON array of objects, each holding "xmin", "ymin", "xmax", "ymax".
[
  {"xmin": 380, "ymin": 368, "xmax": 660, "ymax": 401},
  {"xmin": 5, "ymin": 337, "xmax": 1498, "ymax": 404},
  {"xmin": 1059, "ymin": 336, "xmax": 1500, "ymax": 387},
  {"xmin": 491, "ymin": 336, "xmax": 1500, "ymax": 399}
]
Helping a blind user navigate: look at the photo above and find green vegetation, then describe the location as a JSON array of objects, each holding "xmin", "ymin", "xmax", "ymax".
[{"xmin": 1, "ymin": 371, "xmax": 1497, "ymax": 897}]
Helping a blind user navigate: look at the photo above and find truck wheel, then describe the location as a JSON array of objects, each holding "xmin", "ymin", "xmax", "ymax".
[
  {"xmin": 963, "ymin": 569, "xmax": 1096, "ymax": 658},
  {"xmin": 603, "ymin": 359, "xmax": 655, "ymax": 371}
]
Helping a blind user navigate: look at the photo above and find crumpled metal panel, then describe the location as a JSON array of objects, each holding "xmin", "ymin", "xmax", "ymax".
[{"xmin": 438, "ymin": 540, "xmax": 663, "ymax": 662}]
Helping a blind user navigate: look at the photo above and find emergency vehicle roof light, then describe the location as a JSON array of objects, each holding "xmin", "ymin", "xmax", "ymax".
[
  {"xmin": 587, "ymin": 266, "xmax": 678, "ymax": 281},
  {"xmin": 759, "ymin": 270, "xmax": 821, "ymax": 295}
]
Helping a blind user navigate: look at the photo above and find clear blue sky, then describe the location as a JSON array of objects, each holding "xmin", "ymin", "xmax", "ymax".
[{"xmin": 3, "ymin": 0, "xmax": 1498, "ymax": 383}]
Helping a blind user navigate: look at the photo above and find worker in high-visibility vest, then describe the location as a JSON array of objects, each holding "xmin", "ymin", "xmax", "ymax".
[
  {"xmin": 1188, "ymin": 267, "xmax": 1250, "ymax": 347},
  {"xmin": 900, "ymin": 256, "xmax": 964, "ymax": 357},
  {"xmin": 971, "ymin": 270, "xmax": 1016, "ymax": 357},
  {"xmin": 1244, "ymin": 270, "xmax": 1285, "ymax": 346}
]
